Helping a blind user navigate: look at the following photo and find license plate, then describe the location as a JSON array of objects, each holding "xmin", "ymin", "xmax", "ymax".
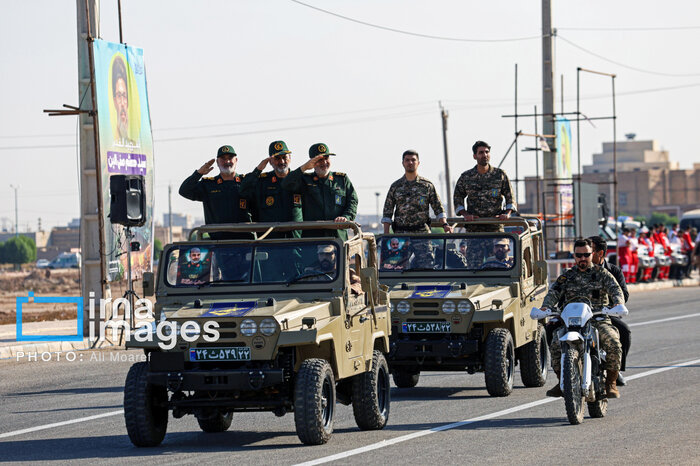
[
  {"xmin": 401, "ymin": 322, "xmax": 451, "ymax": 333},
  {"xmin": 189, "ymin": 347, "xmax": 251, "ymax": 361}
]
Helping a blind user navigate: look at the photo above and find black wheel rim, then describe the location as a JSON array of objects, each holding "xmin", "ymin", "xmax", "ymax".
[
  {"xmin": 377, "ymin": 364, "xmax": 389, "ymax": 417},
  {"xmin": 321, "ymin": 375, "xmax": 334, "ymax": 430}
]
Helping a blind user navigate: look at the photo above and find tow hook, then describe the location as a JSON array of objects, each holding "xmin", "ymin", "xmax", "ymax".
[
  {"xmin": 248, "ymin": 371, "xmax": 265, "ymax": 389},
  {"xmin": 166, "ymin": 372, "xmax": 183, "ymax": 392}
]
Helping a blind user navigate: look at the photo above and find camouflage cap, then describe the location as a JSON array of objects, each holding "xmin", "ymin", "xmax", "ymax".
[
  {"xmin": 217, "ymin": 145, "xmax": 237, "ymax": 157},
  {"xmin": 494, "ymin": 238, "xmax": 510, "ymax": 246},
  {"xmin": 309, "ymin": 143, "xmax": 336, "ymax": 158},
  {"xmin": 269, "ymin": 140, "xmax": 291, "ymax": 157},
  {"xmin": 317, "ymin": 244, "xmax": 335, "ymax": 254}
]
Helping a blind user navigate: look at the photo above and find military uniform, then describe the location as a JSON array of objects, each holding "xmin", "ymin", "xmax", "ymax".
[
  {"xmin": 239, "ymin": 141, "xmax": 303, "ymax": 238},
  {"xmin": 281, "ymin": 143, "xmax": 358, "ymax": 241},
  {"xmin": 543, "ymin": 264, "xmax": 624, "ymax": 374},
  {"xmin": 179, "ymin": 145, "xmax": 252, "ymax": 240},
  {"xmin": 177, "ymin": 259, "xmax": 210, "ymax": 284}
]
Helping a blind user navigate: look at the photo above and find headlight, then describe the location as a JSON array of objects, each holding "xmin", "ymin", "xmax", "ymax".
[
  {"xmin": 442, "ymin": 301, "xmax": 456, "ymax": 314},
  {"xmin": 397, "ymin": 300, "xmax": 410, "ymax": 314},
  {"xmin": 259, "ymin": 318, "xmax": 277, "ymax": 336},
  {"xmin": 567, "ymin": 316, "xmax": 582, "ymax": 327},
  {"xmin": 240, "ymin": 319, "xmax": 257, "ymax": 336},
  {"xmin": 457, "ymin": 300, "xmax": 473, "ymax": 314}
]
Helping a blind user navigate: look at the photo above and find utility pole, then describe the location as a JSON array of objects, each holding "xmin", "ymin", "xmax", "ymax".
[
  {"xmin": 374, "ymin": 192, "xmax": 381, "ymax": 229},
  {"xmin": 439, "ymin": 102, "xmax": 453, "ymax": 217},
  {"xmin": 10, "ymin": 185, "xmax": 18, "ymax": 237},
  {"xmin": 541, "ymin": 0, "xmax": 557, "ymax": 253},
  {"xmin": 168, "ymin": 184, "xmax": 173, "ymax": 243}
]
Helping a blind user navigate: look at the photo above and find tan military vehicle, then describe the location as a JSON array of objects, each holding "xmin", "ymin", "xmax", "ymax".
[
  {"xmin": 378, "ymin": 217, "xmax": 549, "ymax": 397},
  {"xmin": 124, "ymin": 222, "xmax": 391, "ymax": 446}
]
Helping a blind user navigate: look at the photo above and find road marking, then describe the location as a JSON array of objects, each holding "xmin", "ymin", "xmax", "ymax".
[
  {"xmin": 296, "ymin": 357, "xmax": 700, "ymax": 466},
  {"xmin": 0, "ymin": 410, "xmax": 123, "ymax": 439},
  {"xmin": 629, "ymin": 312, "xmax": 700, "ymax": 327}
]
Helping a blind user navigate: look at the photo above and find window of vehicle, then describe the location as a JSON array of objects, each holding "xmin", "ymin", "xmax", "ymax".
[
  {"xmin": 378, "ymin": 235, "xmax": 516, "ymax": 272},
  {"xmin": 164, "ymin": 242, "xmax": 339, "ymax": 287}
]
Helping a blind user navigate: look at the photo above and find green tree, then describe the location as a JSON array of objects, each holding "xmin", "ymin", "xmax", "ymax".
[
  {"xmin": 0, "ymin": 236, "xmax": 36, "ymax": 265},
  {"xmin": 647, "ymin": 212, "xmax": 678, "ymax": 227}
]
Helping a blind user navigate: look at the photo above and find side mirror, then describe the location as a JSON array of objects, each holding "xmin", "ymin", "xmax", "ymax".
[
  {"xmin": 534, "ymin": 260, "xmax": 548, "ymax": 285},
  {"xmin": 142, "ymin": 272, "xmax": 155, "ymax": 297}
]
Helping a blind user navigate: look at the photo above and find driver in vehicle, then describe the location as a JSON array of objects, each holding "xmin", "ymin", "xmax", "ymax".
[
  {"xmin": 540, "ymin": 238, "xmax": 625, "ymax": 399},
  {"xmin": 304, "ymin": 245, "xmax": 362, "ymax": 294},
  {"xmin": 483, "ymin": 238, "xmax": 514, "ymax": 267}
]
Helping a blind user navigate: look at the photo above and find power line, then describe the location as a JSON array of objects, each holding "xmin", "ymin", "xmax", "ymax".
[
  {"xmin": 558, "ymin": 35, "xmax": 700, "ymax": 77},
  {"xmin": 289, "ymin": 0, "xmax": 543, "ymax": 43},
  {"xmin": 558, "ymin": 25, "xmax": 700, "ymax": 32}
]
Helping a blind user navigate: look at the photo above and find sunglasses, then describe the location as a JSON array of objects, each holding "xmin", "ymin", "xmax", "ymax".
[{"xmin": 575, "ymin": 252, "xmax": 592, "ymax": 258}]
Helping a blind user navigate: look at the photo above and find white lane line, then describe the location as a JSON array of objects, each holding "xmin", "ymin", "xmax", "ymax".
[
  {"xmin": 296, "ymin": 357, "xmax": 700, "ymax": 466},
  {"xmin": 629, "ymin": 312, "xmax": 700, "ymax": 327},
  {"xmin": 0, "ymin": 410, "xmax": 123, "ymax": 439}
]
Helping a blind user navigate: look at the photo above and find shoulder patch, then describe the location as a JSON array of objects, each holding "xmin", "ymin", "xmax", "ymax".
[
  {"xmin": 557, "ymin": 275, "xmax": 567, "ymax": 284},
  {"xmin": 259, "ymin": 172, "xmax": 268, "ymax": 178},
  {"xmin": 202, "ymin": 177, "xmax": 215, "ymax": 181},
  {"xmin": 334, "ymin": 172, "xmax": 346, "ymax": 176}
]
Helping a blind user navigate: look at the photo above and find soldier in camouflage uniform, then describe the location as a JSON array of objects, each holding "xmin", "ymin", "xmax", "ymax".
[
  {"xmin": 239, "ymin": 140, "xmax": 303, "ymax": 238},
  {"xmin": 381, "ymin": 150, "xmax": 452, "ymax": 268},
  {"xmin": 541, "ymin": 238, "xmax": 624, "ymax": 399},
  {"xmin": 281, "ymin": 143, "xmax": 358, "ymax": 241},
  {"xmin": 179, "ymin": 145, "xmax": 252, "ymax": 240},
  {"xmin": 453, "ymin": 141, "xmax": 516, "ymax": 267}
]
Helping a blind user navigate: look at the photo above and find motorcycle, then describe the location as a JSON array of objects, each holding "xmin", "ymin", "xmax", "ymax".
[{"xmin": 531, "ymin": 300, "xmax": 628, "ymax": 424}]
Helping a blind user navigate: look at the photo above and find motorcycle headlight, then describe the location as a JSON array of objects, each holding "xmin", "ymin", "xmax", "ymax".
[
  {"xmin": 442, "ymin": 301, "xmax": 456, "ymax": 314},
  {"xmin": 240, "ymin": 319, "xmax": 257, "ymax": 336},
  {"xmin": 457, "ymin": 300, "xmax": 473, "ymax": 314},
  {"xmin": 397, "ymin": 300, "xmax": 410, "ymax": 314},
  {"xmin": 567, "ymin": 316, "xmax": 582, "ymax": 327},
  {"xmin": 259, "ymin": 318, "xmax": 277, "ymax": 336}
]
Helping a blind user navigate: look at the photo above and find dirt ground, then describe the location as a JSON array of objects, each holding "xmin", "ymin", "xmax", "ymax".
[{"xmin": 0, "ymin": 269, "xmax": 144, "ymax": 325}]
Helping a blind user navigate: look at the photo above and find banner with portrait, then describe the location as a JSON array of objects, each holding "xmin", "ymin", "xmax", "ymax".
[
  {"xmin": 555, "ymin": 117, "xmax": 574, "ymax": 220},
  {"xmin": 93, "ymin": 40, "xmax": 154, "ymax": 281}
]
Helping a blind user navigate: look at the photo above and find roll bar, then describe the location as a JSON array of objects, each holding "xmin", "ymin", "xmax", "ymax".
[{"xmin": 188, "ymin": 221, "xmax": 362, "ymax": 241}]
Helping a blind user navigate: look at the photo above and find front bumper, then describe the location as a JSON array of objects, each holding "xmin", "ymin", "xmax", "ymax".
[{"xmin": 389, "ymin": 335, "xmax": 479, "ymax": 362}]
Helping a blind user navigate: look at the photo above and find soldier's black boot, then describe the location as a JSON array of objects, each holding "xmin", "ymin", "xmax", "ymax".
[
  {"xmin": 546, "ymin": 381, "xmax": 563, "ymax": 397},
  {"xmin": 617, "ymin": 372, "xmax": 626, "ymax": 386}
]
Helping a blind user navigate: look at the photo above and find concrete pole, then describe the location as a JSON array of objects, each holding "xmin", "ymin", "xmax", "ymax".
[
  {"xmin": 541, "ymin": 0, "xmax": 557, "ymax": 253},
  {"xmin": 10, "ymin": 185, "xmax": 18, "ymax": 237},
  {"xmin": 168, "ymin": 184, "xmax": 173, "ymax": 243},
  {"xmin": 77, "ymin": 0, "xmax": 105, "ymax": 334},
  {"xmin": 440, "ymin": 103, "xmax": 453, "ymax": 217}
]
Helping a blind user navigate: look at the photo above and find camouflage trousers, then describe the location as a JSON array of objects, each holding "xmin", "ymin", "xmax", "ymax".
[
  {"xmin": 550, "ymin": 320, "xmax": 621, "ymax": 376},
  {"xmin": 395, "ymin": 227, "xmax": 433, "ymax": 269},
  {"xmin": 463, "ymin": 224, "xmax": 503, "ymax": 268}
]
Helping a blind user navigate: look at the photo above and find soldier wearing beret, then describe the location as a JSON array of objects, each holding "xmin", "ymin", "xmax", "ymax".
[
  {"xmin": 239, "ymin": 140, "xmax": 303, "ymax": 238},
  {"xmin": 282, "ymin": 143, "xmax": 358, "ymax": 241},
  {"xmin": 179, "ymin": 145, "xmax": 252, "ymax": 239}
]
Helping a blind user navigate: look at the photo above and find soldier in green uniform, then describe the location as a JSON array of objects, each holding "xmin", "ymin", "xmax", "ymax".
[
  {"xmin": 239, "ymin": 140, "xmax": 303, "ymax": 238},
  {"xmin": 453, "ymin": 140, "xmax": 516, "ymax": 266},
  {"xmin": 540, "ymin": 238, "xmax": 624, "ymax": 399},
  {"xmin": 281, "ymin": 143, "xmax": 358, "ymax": 241},
  {"xmin": 177, "ymin": 247, "xmax": 211, "ymax": 285},
  {"xmin": 382, "ymin": 149, "xmax": 451, "ymax": 268},
  {"xmin": 178, "ymin": 145, "xmax": 252, "ymax": 240}
]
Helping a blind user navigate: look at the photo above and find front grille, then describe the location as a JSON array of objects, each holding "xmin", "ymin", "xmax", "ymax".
[
  {"xmin": 414, "ymin": 310, "xmax": 439, "ymax": 315},
  {"xmin": 195, "ymin": 341, "xmax": 246, "ymax": 348},
  {"xmin": 406, "ymin": 318, "xmax": 446, "ymax": 322},
  {"xmin": 413, "ymin": 302, "xmax": 439, "ymax": 308}
]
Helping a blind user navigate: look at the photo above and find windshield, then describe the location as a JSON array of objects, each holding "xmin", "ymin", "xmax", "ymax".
[
  {"xmin": 165, "ymin": 242, "xmax": 340, "ymax": 287},
  {"xmin": 378, "ymin": 235, "xmax": 516, "ymax": 272}
]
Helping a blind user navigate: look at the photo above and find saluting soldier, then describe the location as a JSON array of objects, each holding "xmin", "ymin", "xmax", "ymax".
[
  {"xmin": 281, "ymin": 143, "xmax": 358, "ymax": 240},
  {"xmin": 382, "ymin": 150, "xmax": 451, "ymax": 268},
  {"xmin": 239, "ymin": 140, "xmax": 303, "ymax": 238},
  {"xmin": 453, "ymin": 140, "xmax": 516, "ymax": 266},
  {"xmin": 179, "ymin": 145, "xmax": 251, "ymax": 239}
]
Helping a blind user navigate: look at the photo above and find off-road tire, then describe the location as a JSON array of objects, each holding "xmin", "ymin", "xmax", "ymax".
[
  {"xmin": 196, "ymin": 412, "xmax": 233, "ymax": 433},
  {"xmin": 124, "ymin": 362, "xmax": 168, "ymax": 447},
  {"xmin": 392, "ymin": 369, "xmax": 420, "ymax": 388},
  {"xmin": 519, "ymin": 323, "xmax": 549, "ymax": 387},
  {"xmin": 294, "ymin": 359, "xmax": 336, "ymax": 445},
  {"xmin": 352, "ymin": 351, "xmax": 390, "ymax": 430},
  {"xmin": 587, "ymin": 372, "xmax": 608, "ymax": 418},
  {"xmin": 563, "ymin": 347, "xmax": 585, "ymax": 425},
  {"xmin": 484, "ymin": 328, "xmax": 515, "ymax": 397}
]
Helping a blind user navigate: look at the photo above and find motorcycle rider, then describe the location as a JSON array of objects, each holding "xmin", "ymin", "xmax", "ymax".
[{"xmin": 540, "ymin": 238, "xmax": 625, "ymax": 399}]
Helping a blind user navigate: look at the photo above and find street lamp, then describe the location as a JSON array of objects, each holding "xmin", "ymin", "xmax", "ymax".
[{"xmin": 9, "ymin": 185, "xmax": 18, "ymax": 237}]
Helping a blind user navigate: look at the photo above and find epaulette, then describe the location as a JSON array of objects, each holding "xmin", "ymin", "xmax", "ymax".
[
  {"xmin": 203, "ymin": 177, "xmax": 215, "ymax": 181},
  {"xmin": 334, "ymin": 172, "xmax": 346, "ymax": 176},
  {"xmin": 259, "ymin": 172, "xmax": 268, "ymax": 178}
]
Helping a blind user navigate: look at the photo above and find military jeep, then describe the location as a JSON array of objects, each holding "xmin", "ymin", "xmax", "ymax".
[
  {"xmin": 124, "ymin": 221, "xmax": 391, "ymax": 446},
  {"xmin": 378, "ymin": 217, "xmax": 549, "ymax": 396}
]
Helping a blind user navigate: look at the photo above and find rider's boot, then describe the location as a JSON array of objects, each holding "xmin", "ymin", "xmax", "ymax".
[
  {"xmin": 546, "ymin": 382, "xmax": 563, "ymax": 397},
  {"xmin": 606, "ymin": 370, "xmax": 621, "ymax": 398},
  {"xmin": 616, "ymin": 372, "xmax": 626, "ymax": 386}
]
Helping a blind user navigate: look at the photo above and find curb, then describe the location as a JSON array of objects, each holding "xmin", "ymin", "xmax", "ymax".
[
  {"xmin": 628, "ymin": 277, "xmax": 699, "ymax": 293},
  {"xmin": 0, "ymin": 339, "xmax": 122, "ymax": 361}
]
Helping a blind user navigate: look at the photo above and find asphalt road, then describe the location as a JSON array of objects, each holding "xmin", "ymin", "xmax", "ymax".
[{"xmin": 1, "ymin": 287, "xmax": 699, "ymax": 465}]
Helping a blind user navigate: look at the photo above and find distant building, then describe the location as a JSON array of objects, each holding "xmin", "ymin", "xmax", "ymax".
[
  {"xmin": 154, "ymin": 225, "xmax": 186, "ymax": 245},
  {"xmin": 163, "ymin": 213, "xmax": 193, "ymax": 229},
  {"xmin": 521, "ymin": 138, "xmax": 700, "ymax": 218},
  {"xmin": 68, "ymin": 218, "xmax": 80, "ymax": 228},
  {"xmin": 49, "ymin": 227, "xmax": 80, "ymax": 251}
]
